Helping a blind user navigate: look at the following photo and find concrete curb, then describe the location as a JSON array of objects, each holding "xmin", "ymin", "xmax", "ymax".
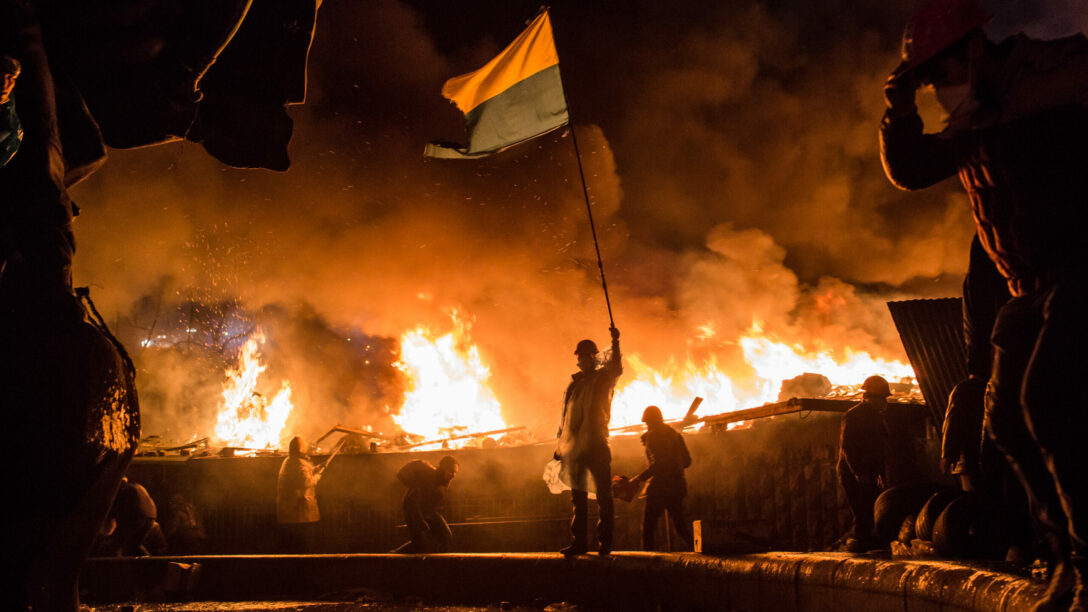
[{"xmin": 81, "ymin": 552, "xmax": 1046, "ymax": 611}]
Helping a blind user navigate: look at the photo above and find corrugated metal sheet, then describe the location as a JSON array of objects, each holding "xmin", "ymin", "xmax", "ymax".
[{"xmin": 887, "ymin": 298, "xmax": 966, "ymax": 425}]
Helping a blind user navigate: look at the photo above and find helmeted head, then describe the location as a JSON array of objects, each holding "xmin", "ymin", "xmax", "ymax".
[
  {"xmin": 1, "ymin": 56, "xmax": 20, "ymax": 104},
  {"xmin": 438, "ymin": 455, "xmax": 460, "ymax": 484},
  {"xmin": 575, "ymin": 339, "xmax": 599, "ymax": 372},
  {"xmin": 900, "ymin": 0, "xmax": 991, "ymax": 76},
  {"xmin": 288, "ymin": 436, "xmax": 306, "ymax": 458},
  {"xmin": 862, "ymin": 375, "xmax": 892, "ymax": 400},
  {"xmin": 642, "ymin": 405, "xmax": 664, "ymax": 426}
]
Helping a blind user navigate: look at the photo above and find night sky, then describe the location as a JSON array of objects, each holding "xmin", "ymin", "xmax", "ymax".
[{"xmin": 67, "ymin": 0, "xmax": 976, "ymax": 442}]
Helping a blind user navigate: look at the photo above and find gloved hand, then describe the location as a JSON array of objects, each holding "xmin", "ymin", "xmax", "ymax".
[
  {"xmin": 885, "ymin": 62, "xmax": 919, "ymax": 116},
  {"xmin": 941, "ymin": 376, "xmax": 987, "ymax": 473},
  {"xmin": 610, "ymin": 327, "xmax": 620, "ymax": 341}
]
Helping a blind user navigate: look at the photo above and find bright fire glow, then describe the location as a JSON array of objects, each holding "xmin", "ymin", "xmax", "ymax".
[
  {"xmin": 212, "ymin": 335, "xmax": 293, "ymax": 449},
  {"xmin": 393, "ymin": 314, "xmax": 507, "ymax": 445},
  {"xmin": 740, "ymin": 336, "xmax": 915, "ymax": 389},
  {"xmin": 608, "ymin": 323, "xmax": 916, "ymax": 429},
  {"xmin": 612, "ymin": 355, "xmax": 739, "ymax": 428}
]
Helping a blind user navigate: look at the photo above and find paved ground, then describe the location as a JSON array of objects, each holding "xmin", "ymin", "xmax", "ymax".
[{"xmin": 88, "ymin": 602, "xmax": 589, "ymax": 611}]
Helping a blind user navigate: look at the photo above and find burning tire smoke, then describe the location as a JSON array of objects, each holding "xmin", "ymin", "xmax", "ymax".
[{"xmin": 69, "ymin": 1, "xmax": 961, "ymax": 448}]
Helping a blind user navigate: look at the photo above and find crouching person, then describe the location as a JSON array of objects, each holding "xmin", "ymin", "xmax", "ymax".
[{"xmin": 393, "ymin": 455, "xmax": 459, "ymax": 553}]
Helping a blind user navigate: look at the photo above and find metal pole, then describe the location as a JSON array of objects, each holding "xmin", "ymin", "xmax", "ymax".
[
  {"xmin": 550, "ymin": 7, "xmax": 616, "ymax": 330},
  {"xmin": 568, "ymin": 125, "xmax": 616, "ymax": 329}
]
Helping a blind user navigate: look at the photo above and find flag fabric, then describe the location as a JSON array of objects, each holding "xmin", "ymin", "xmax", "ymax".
[{"xmin": 425, "ymin": 10, "xmax": 569, "ymax": 159}]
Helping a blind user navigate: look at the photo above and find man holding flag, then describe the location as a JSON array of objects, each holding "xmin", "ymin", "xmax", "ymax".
[
  {"xmin": 556, "ymin": 327, "xmax": 622, "ymax": 556},
  {"xmin": 426, "ymin": 10, "xmax": 623, "ymax": 556}
]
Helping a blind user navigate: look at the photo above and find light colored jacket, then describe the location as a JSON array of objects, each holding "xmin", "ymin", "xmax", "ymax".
[{"xmin": 277, "ymin": 456, "xmax": 320, "ymax": 523}]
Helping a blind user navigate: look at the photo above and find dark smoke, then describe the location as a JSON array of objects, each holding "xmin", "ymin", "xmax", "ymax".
[{"xmin": 69, "ymin": 0, "xmax": 974, "ymax": 444}]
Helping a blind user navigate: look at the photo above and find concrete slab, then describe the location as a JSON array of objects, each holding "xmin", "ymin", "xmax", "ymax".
[{"xmin": 81, "ymin": 552, "xmax": 1047, "ymax": 611}]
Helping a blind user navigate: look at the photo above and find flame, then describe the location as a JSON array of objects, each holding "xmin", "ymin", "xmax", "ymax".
[
  {"xmin": 739, "ymin": 335, "xmax": 915, "ymax": 390},
  {"xmin": 609, "ymin": 322, "xmax": 916, "ymax": 430},
  {"xmin": 212, "ymin": 335, "xmax": 294, "ymax": 449},
  {"xmin": 612, "ymin": 355, "xmax": 739, "ymax": 428},
  {"xmin": 393, "ymin": 314, "xmax": 507, "ymax": 446}
]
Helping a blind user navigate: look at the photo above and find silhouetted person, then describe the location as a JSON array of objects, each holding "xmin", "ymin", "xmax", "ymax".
[
  {"xmin": 944, "ymin": 236, "xmax": 1038, "ymax": 562},
  {"xmin": 393, "ymin": 455, "xmax": 459, "ymax": 553},
  {"xmin": 881, "ymin": 0, "xmax": 1088, "ymax": 603},
  {"xmin": 630, "ymin": 405, "xmax": 693, "ymax": 551},
  {"xmin": 0, "ymin": 55, "xmax": 20, "ymax": 167},
  {"xmin": 838, "ymin": 376, "xmax": 892, "ymax": 551},
  {"xmin": 94, "ymin": 477, "xmax": 163, "ymax": 557},
  {"xmin": 162, "ymin": 494, "xmax": 206, "ymax": 555},
  {"xmin": 276, "ymin": 436, "xmax": 324, "ymax": 553},
  {"xmin": 944, "ymin": 236, "xmax": 1010, "ymax": 490},
  {"xmin": 556, "ymin": 327, "xmax": 622, "ymax": 556}
]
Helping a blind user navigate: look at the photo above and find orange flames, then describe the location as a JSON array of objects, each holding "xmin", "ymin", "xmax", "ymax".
[
  {"xmin": 392, "ymin": 313, "xmax": 508, "ymax": 446},
  {"xmin": 610, "ymin": 322, "xmax": 916, "ymax": 429},
  {"xmin": 212, "ymin": 335, "xmax": 294, "ymax": 449},
  {"xmin": 206, "ymin": 313, "xmax": 915, "ymax": 451}
]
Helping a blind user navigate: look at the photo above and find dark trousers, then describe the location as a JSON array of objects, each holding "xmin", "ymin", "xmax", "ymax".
[
  {"xmin": 403, "ymin": 491, "xmax": 451, "ymax": 553},
  {"xmin": 277, "ymin": 521, "xmax": 316, "ymax": 553},
  {"xmin": 837, "ymin": 459, "xmax": 881, "ymax": 539},
  {"xmin": 569, "ymin": 444, "xmax": 614, "ymax": 549},
  {"xmin": 989, "ymin": 280, "xmax": 1088, "ymax": 559},
  {"xmin": 643, "ymin": 494, "xmax": 692, "ymax": 551}
]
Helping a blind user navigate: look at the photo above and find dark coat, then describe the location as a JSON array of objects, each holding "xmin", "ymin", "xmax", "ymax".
[
  {"xmin": 882, "ymin": 102, "xmax": 1088, "ymax": 297},
  {"xmin": 0, "ymin": 98, "xmax": 20, "ymax": 167},
  {"xmin": 635, "ymin": 423, "xmax": 692, "ymax": 499},
  {"xmin": 963, "ymin": 234, "xmax": 1012, "ymax": 379},
  {"xmin": 397, "ymin": 460, "xmax": 448, "ymax": 511},
  {"xmin": 839, "ymin": 400, "xmax": 885, "ymax": 483},
  {"xmin": 880, "ymin": 35, "xmax": 1088, "ymax": 299}
]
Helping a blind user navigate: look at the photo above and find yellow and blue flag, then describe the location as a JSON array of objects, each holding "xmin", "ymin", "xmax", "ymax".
[{"xmin": 425, "ymin": 10, "xmax": 569, "ymax": 159}]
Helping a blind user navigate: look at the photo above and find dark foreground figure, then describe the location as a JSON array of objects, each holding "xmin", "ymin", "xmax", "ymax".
[
  {"xmin": 2, "ymin": 5, "xmax": 140, "ymax": 609},
  {"xmin": 881, "ymin": 0, "xmax": 1088, "ymax": 607},
  {"xmin": 394, "ymin": 456, "xmax": 459, "ymax": 553},
  {"xmin": 629, "ymin": 405, "xmax": 693, "ymax": 551},
  {"xmin": 94, "ymin": 477, "xmax": 165, "ymax": 557},
  {"xmin": 555, "ymin": 328, "xmax": 622, "ymax": 556},
  {"xmin": 2, "ymin": 0, "xmax": 317, "ymax": 606}
]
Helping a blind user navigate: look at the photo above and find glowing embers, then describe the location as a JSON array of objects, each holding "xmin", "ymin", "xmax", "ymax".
[
  {"xmin": 212, "ymin": 335, "xmax": 293, "ymax": 449},
  {"xmin": 393, "ymin": 313, "xmax": 507, "ymax": 447}
]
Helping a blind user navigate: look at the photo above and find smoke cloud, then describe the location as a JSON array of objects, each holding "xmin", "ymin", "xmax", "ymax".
[{"xmin": 69, "ymin": 0, "xmax": 975, "ymax": 444}]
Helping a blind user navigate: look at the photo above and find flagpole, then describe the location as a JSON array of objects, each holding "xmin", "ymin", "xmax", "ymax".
[
  {"xmin": 549, "ymin": 8, "xmax": 616, "ymax": 331},
  {"xmin": 567, "ymin": 123, "xmax": 616, "ymax": 330}
]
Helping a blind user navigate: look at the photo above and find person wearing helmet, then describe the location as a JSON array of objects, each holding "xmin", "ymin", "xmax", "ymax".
[
  {"xmin": 881, "ymin": 0, "xmax": 1088, "ymax": 605},
  {"xmin": 555, "ymin": 326, "xmax": 622, "ymax": 556},
  {"xmin": 836, "ymin": 375, "xmax": 893, "ymax": 552},
  {"xmin": 393, "ymin": 455, "xmax": 460, "ymax": 553},
  {"xmin": 628, "ymin": 405, "xmax": 693, "ymax": 551}
]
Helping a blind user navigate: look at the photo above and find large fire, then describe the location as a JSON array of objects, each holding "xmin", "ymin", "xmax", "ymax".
[
  {"xmin": 610, "ymin": 322, "xmax": 916, "ymax": 429},
  {"xmin": 206, "ymin": 313, "xmax": 915, "ymax": 451},
  {"xmin": 392, "ymin": 313, "xmax": 508, "ymax": 445},
  {"xmin": 212, "ymin": 335, "xmax": 294, "ymax": 449}
]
